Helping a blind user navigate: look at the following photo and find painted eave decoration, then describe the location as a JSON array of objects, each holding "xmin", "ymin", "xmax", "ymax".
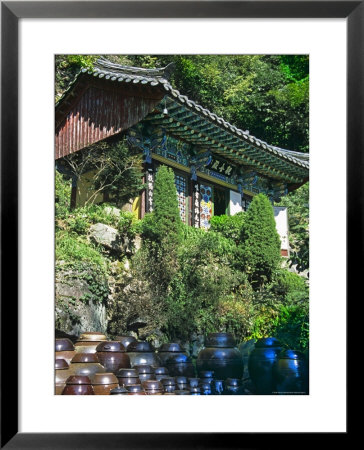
[{"xmin": 55, "ymin": 57, "xmax": 309, "ymax": 187}]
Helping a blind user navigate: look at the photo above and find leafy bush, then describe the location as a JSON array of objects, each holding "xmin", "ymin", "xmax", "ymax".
[
  {"xmin": 242, "ymin": 194, "xmax": 281, "ymax": 287},
  {"xmin": 55, "ymin": 170, "xmax": 71, "ymax": 219},
  {"xmin": 210, "ymin": 212, "xmax": 245, "ymax": 244},
  {"xmin": 274, "ymin": 269, "xmax": 308, "ymax": 296}
]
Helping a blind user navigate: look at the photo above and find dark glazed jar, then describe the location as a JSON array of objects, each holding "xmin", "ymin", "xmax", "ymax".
[
  {"xmin": 164, "ymin": 353, "xmax": 195, "ymax": 377},
  {"xmin": 273, "ymin": 350, "xmax": 309, "ymax": 395},
  {"xmin": 248, "ymin": 337, "xmax": 283, "ymax": 394},
  {"xmin": 91, "ymin": 373, "xmax": 119, "ymax": 395},
  {"xmin": 62, "ymin": 375, "xmax": 94, "ymax": 395},
  {"xmin": 174, "ymin": 390, "xmax": 191, "ymax": 395},
  {"xmin": 96, "ymin": 341, "xmax": 130, "ymax": 374},
  {"xmin": 55, "ymin": 338, "xmax": 76, "ymax": 364},
  {"xmin": 200, "ymin": 382, "xmax": 212, "ymax": 395},
  {"xmin": 126, "ymin": 341, "xmax": 161, "ymax": 368},
  {"xmin": 211, "ymin": 379, "xmax": 225, "ymax": 395},
  {"xmin": 157, "ymin": 343, "xmax": 187, "ymax": 365},
  {"xmin": 142, "ymin": 380, "xmax": 163, "ymax": 395},
  {"xmin": 197, "ymin": 333, "xmax": 244, "ymax": 380},
  {"xmin": 110, "ymin": 386, "xmax": 128, "ymax": 395},
  {"xmin": 154, "ymin": 367, "xmax": 169, "ymax": 381},
  {"xmin": 200, "ymin": 370, "xmax": 214, "ymax": 385},
  {"xmin": 224, "ymin": 378, "xmax": 244, "ymax": 395},
  {"xmin": 55, "ymin": 359, "xmax": 70, "ymax": 395},
  {"xmin": 175, "ymin": 376, "xmax": 188, "ymax": 390},
  {"xmin": 161, "ymin": 377, "xmax": 176, "ymax": 393},
  {"xmin": 190, "ymin": 386, "xmax": 201, "ymax": 395},
  {"xmin": 115, "ymin": 335, "xmax": 137, "ymax": 350},
  {"xmin": 134, "ymin": 365, "xmax": 155, "ymax": 382},
  {"xmin": 69, "ymin": 353, "xmax": 106, "ymax": 377},
  {"xmin": 116, "ymin": 368, "xmax": 140, "ymax": 387}
]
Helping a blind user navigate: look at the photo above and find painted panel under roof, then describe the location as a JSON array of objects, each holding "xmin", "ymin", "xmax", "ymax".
[{"xmin": 55, "ymin": 85, "xmax": 163, "ymax": 159}]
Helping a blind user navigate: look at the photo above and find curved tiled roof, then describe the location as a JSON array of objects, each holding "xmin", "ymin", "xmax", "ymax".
[{"xmin": 56, "ymin": 58, "xmax": 309, "ymax": 180}]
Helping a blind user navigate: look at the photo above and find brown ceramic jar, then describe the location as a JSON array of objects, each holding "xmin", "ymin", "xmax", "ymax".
[
  {"xmin": 126, "ymin": 341, "xmax": 161, "ymax": 368},
  {"xmin": 74, "ymin": 331, "xmax": 108, "ymax": 354},
  {"xmin": 91, "ymin": 373, "xmax": 119, "ymax": 395},
  {"xmin": 134, "ymin": 365, "xmax": 155, "ymax": 382},
  {"xmin": 69, "ymin": 353, "xmax": 106, "ymax": 377},
  {"xmin": 62, "ymin": 375, "xmax": 94, "ymax": 395},
  {"xmin": 55, "ymin": 359, "xmax": 70, "ymax": 395},
  {"xmin": 96, "ymin": 341, "xmax": 130, "ymax": 374},
  {"xmin": 115, "ymin": 335, "xmax": 137, "ymax": 349},
  {"xmin": 142, "ymin": 380, "xmax": 163, "ymax": 395},
  {"xmin": 55, "ymin": 338, "xmax": 76, "ymax": 364},
  {"xmin": 116, "ymin": 368, "xmax": 141, "ymax": 387}
]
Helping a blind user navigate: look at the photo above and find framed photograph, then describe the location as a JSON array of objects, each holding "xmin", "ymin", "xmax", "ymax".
[{"xmin": 1, "ymin": 1, "xmax": 356, "ymax": 447}]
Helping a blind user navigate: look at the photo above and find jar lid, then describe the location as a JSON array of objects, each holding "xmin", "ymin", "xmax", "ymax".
[
  {"xmin": 134, "ymin": 365, "xmax": 154, "ymax": 374},
  {"xmin": 91, "ymin": 373, "xmax": 118, "ymax": 385},
  {"xmin": 154, "ymin": 367, "xmax": 169, "ymax": 375},
  {"xmin": 225, "ymin": 378, "xmax": 242, "ymax": 387},
  {"xmin": 115, "ymin": 336, "xmax": 137, "ymax": 348},
  {"xmin": 205, "ymin": 332, "xmax": 236, "ymax": 348},
  {"xmin": 142, "ymin": 380, "xmax": 162, "ymax": 390},
  {"xmin": 175, "ymin": 376, "xmax": 188, "ymax": 384},
  {"xmin": 116, "ymin": 368, "xmax": 138, "ymax": 378},
  {"xmin": 96, "ymin": 341, "xmax": 126, "ymax": 352},
  {"xmin": 110, "ymin": 386, "xmax": 128, "ymax": 395},
  {"xmin": 55, "ymin": 338, "xmax": 74, "ymax": 352},
  {"xmin": 255, "ymin": 337, "xmax": 282, "ymax": 348},
  {"xmin": 65, "ymin": 375, "xmax": 91, "ymax": 385},
  {"xmin": 55, "ymin": 359, "xmax": 69, "ymax": 370},
  {"xmin": 77, "ymin": 332, "xmax": 107, "ymax": 342},
  {"xmin": 126, "ymin": 384, "xmax": 144, "ymax": 393},
  {"xmin": 199, "ymin": 370, "xmax": 214, "ymax": 378},
  {"xmin": 165, "ymin": 353, "xmax": 191, "ymax": 364},
  {"xmin": 161, "ymin": 377, "xmax": 176, "ymax": 386},
  {"xmin": 158, "ymin": 343, "xmax": 185, "ymax": 353},
  {"xmin": 71, "ymin": 353, "xmax": 99, "ymax": 363},
  {"xmin": 126, "ymin": 341, "xmax": 155, "ymax": 353}
]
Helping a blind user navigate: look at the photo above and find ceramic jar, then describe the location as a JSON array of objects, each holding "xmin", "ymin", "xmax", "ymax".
[
  {"xmin": 154, "ymin": 367, "xmax": 169, "ymax": 381},
  {"xmin": 199, "ymin": 370, "xmax": 215, "ymax": 385},
  {"xmin": 126, "ymin": 384, "xmax": 146, "ymax": 395},
  {"xmin": 115, "ymin": 335, "xmax": 137, "ymax": 350},
  {"xmin": 134, "ymin": 365, "xmax": 155, "ymax": 382},
  {"xmin": 69, "ymin": 353, "xmax": 106, "ymax": 377},
  {"xmin": 248, "ymin": 337, "xmax": 283, "ymax": 394},
  {"xmin": 160, "ymin": 377, "xmax": 176, "ymax": 393},
  {"xmin": 91, "ymin": 373, "xmax": 119, "ymax": 395},
  {"xmin": 197, "ymin": 333, "xmax": 244, "ymax": 380},
  {"xmin": 110, "ymin": 386, "xmax": 128, "ymax": 395},
  {"xmin": 190, "ymin": 387, "xmax": 201, "ymax": 395},
  {"xmin": 200, "ymin": 382, "xmax": 212, "ymax": 395},
  {"xmin": 224, "ymin": 378, "xmax": 244, "ymax": 395},
  {"xmin": 273, "ymin": 350, "xmax": 309, "ymax": 395},
  {"xmin": 96, "ymin": 341, "xmax": 130, "ymax": 374},
  {"xmin": 62, "ymin": 376, "xmax": 94, "ymax": 395},
  {"xmin": 164, "ymin": 353, "xmax": 195, "ymax": 377},
  {"xmin": 55, "ymin": 338, "xmax": 76, "ymax": 364},
  {"xmin": 74, "ymin": 332, "xmax": 108, "ymax": 354},
  {"xmin": 188, "ymin": 378, "xmax": 201, "ymax": 388},
  {"xmin": 55, "ymin": 359, "xmax": 70, "ymax": 395},
  {"xmin": 116, "ymin": 368, "xmax": 140, "ymax": 387},
  {"xmin": 142, "ymin": 380, "xmax": 163, "ymax": 395},
  {"xmin": 175, "ymin": 376, "xmax": 188, "ymax": 391},
  {"xmin": 157, "ymin": 343, "xmax": 186, "ymax": 365},
  {"xmin": 126, "ymin": 341, "xmax": 161, "ymax": 367},
  {"xmin": 211, "ymin": 379, "xmax": 225, "ymax": 395}
]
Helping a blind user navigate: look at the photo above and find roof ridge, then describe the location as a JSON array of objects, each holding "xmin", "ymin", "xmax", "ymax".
[{"xmin": 94, "ymin": 57, "xmax": 175, "ymax": 80}]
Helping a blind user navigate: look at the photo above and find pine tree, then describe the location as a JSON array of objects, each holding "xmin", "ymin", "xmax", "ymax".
[{"xmin": 242, "ymin": 193, "xmax": 281, "ymax": 287}]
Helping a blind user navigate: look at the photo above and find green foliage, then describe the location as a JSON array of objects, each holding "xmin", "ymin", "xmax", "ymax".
[
  {"xmin": 151, "ymin": 165, "xmax": 183, "ymax": 244},
  {"xmin": 210, "ymin": 212, "xmax": 245, "ymax": 244},
  {"xmin": 277, "ymin": 182, "xmax": 309, "ymax": 273},
  {"xmin": 242, "ymin": 194, "xmax": 281, "ymax": 287},
  {"xmin": 55, "ymin": 231, "xmax": 108, "ymax": 269},
  {"xmin": 55, "ymin": 170, "xmax": 71, "ymax": 219},
  {"xmin": 274, "ymin": 269, "xmax": 308, "ymax": 296}
]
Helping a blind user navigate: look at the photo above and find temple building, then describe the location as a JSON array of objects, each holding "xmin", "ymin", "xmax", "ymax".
[{"xmin": 55, "ymin": 58, "xmax": 309, "ymax": 253}]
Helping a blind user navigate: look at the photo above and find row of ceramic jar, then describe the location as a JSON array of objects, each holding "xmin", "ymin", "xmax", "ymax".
[{"xmin": 60, "ymin": 373, "xmax": 246, "ymax": 395}]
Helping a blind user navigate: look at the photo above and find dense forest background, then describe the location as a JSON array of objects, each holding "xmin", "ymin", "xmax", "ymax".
[{"xmin": 55, "ymin": 54, "xmax": 309, "ymax": 153}]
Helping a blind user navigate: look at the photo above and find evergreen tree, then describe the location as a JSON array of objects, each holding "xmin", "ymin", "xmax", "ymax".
[{"xmin": 242, "ymin": 194, "xmax": 281, "ymax": 287}]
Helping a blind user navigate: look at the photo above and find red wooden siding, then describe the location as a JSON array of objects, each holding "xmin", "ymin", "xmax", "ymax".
[{"xmin": 55, "ymin": 85, "xmax": 163, "ymax": 159}]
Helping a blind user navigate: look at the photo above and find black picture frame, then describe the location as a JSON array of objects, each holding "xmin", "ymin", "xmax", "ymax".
[{"xmin": 1, "ymin": 1, "xmax": 356, "ymax": 448}]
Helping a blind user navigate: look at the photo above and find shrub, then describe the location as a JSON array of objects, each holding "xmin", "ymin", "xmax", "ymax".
[
  {"xmin": 241, "ymin": 193, "xmax": 281, "ymax": 287},
  {"xmin": 210, "ymin": 212, "xmax": 245, "ymax": 244},
  {"xmin": 274, "ymin": 269, "xmax": 308, "ymax": 296},
  {"xmin": 55, "ymin": 170, "xmax": 71, "ymax": 219}
]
